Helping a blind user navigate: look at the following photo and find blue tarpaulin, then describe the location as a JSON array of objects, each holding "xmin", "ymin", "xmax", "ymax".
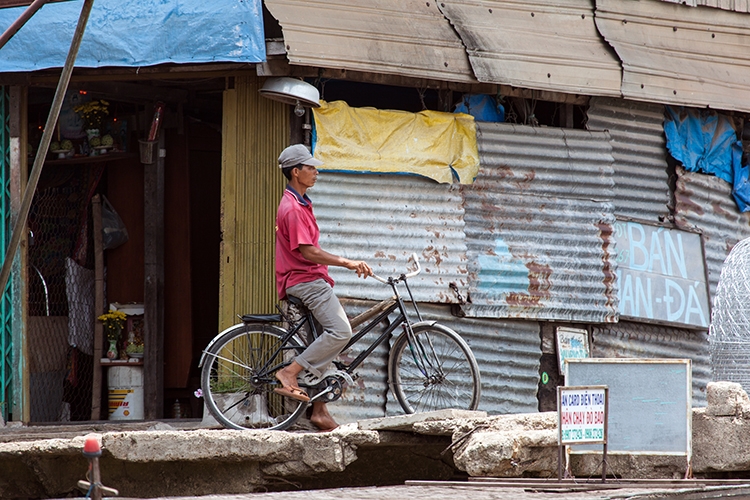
[
  {"xmin": 0, "ymin": 0, "xmax": 265, "ymax": 71},
  {"xmin": 664, "ymin": 106, "xmax": 750, "ymax": 212},
  {"xmin": 454, "ymin": 94, "xmax": 505, "ymax": 123}
]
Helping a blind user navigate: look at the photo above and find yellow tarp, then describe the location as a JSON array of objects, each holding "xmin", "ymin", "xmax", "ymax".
[{"xmin": 312, "ymin": 100, "xmax": 479, "ymax": 184}]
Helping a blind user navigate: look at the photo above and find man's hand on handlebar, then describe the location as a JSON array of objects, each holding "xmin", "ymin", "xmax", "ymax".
[{"xmin": 346, "ymin": 259, "xmax": 373, "ymax": 279}]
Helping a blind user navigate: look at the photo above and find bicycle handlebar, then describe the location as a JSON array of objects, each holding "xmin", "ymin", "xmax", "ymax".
[{"xmin": 371, "ymin": 253, "xmax": 421, "ymax": 284}]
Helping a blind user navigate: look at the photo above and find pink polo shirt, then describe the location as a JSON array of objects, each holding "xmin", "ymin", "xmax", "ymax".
[{"xmin": 275, "ymin": 187, "xmax": 334, "ymax": 299}]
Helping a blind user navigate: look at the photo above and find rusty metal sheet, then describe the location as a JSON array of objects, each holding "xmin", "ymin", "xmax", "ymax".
[
  {"xmin": 592, "ymin": 321, "xmax": 709, "ymax": 406},
  {"xmin": 461, "ymin": 122, "xmax": 618, "ymax": 323},
  {"xmin": 673, "ymin": 167, "xmax": 750, "ymax": 300},
  {"xmin": 438, "ymin": 0, "xmax": 621, "ymax": 96},
  {"xmin": 596, "ymin": 0, "xmax": 750, "ymax": 113},
  {"xmin": 311, "ymin": 172, "xmax": 469, "ymax": 304},
  {"xmin": 586, "ymin": 97, "xmax": 670, "ymax": 222},
  {"xmin": 264, "ymin": 0, "xmax": 478, "ymax": 84}
]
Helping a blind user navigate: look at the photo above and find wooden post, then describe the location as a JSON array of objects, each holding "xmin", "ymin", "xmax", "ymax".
[
  {"xmin": 8, "ymin": 86, "xmax": 29, "ymax": 423},
  {"xmin": 143, "ymin": 132, "xmax": 165, "ymax": 419},
  {"xmin": 90, "ymin": 194, "xmax": 104, "ymax": 420}
]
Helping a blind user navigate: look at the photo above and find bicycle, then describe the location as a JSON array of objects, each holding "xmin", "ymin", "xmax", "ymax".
[{"xmin": 199, "ymin": 254, "xmax": 481, "ymax": 431}]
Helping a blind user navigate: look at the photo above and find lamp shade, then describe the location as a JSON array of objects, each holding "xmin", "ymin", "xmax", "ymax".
[{"xmin": 259, "ymin": 77, "xmax": 321, "ymax": 108}]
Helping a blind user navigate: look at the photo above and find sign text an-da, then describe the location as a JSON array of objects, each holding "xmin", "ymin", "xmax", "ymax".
[{"xmin": 613, "ymin": 220, "xmax": 709, "ymax": 328}]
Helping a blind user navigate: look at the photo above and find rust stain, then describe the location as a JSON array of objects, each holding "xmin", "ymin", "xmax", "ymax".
[
  {"xmin": 505, "ymin": 260, "xmax": 552, "ymax": 307},
  {"xmin": 675, "ymin": 192, "xmax": 704, "ymax": 216},
  {"xmin": 374, "ymin": 250, "xmax": 386, "ymax": 258},
  {"xmin": 598, "ymin": 221, "xmax": 618, "ymax": 319},
  {"xmin": 422, "ymin": 246, "xmax": 443, "ymax": 266},
  {"xmin": 711, "ymin": 201, "xmax": 731, "ymax": 217}
]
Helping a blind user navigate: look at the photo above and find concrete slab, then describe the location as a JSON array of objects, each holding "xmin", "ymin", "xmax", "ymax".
[{"xmin": 357, "ymin": 410, "xmax": 488, "ymax": 432}]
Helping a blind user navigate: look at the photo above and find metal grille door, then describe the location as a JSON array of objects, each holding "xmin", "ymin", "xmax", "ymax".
[{"xmin": 0, "ymin": 87, "xmax": 12, "ymax": 422}]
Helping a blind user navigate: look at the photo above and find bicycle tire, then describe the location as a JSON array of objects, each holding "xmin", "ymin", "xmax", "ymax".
[
  {"xmin": 389, "ymin": 323, "xmax": 481, "ymax": 413},
  {"xmin": 201, "ymin": 323, "xmax": 308, "ymax": 431}
]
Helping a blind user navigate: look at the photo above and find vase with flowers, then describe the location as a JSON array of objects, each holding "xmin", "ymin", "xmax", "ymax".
[
  {"xmin": 98, "ymin": 309, "xmax": 126, "ymax": 360},
  {"xmin": 74, "ymin": 99, "xmax": 110, "ymax": 144}
]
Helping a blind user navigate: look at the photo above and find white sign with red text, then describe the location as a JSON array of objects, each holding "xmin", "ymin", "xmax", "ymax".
[{"xmin": 558, "ymin": 386, "xmax": 607, "ymax": 445}]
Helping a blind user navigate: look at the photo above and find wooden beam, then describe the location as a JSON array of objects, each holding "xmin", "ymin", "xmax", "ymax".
[
  {"xmin": 143, "ymin": 132, "xmax": 165, "ymax": 419},
  {"xmin": 90, "ymin": 194, "xmax": 104, "ymax": 420},
  {"xmin": 71, "ymin": 81, "xmax": 189, "ymax": 105}
]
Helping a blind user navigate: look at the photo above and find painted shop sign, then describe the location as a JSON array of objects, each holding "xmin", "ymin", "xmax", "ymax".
[{"xmin": 613, "ymin": 220, "xmax": 709, "ymax": 328}]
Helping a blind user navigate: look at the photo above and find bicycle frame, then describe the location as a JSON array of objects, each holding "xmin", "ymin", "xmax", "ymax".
[
  {"xmin": 301, "ymin": 269, "xmax": 430, "ymax": 377},
  {"xmin": 200, "ymin": 254, "xmax": 434, "ymax": 382}
]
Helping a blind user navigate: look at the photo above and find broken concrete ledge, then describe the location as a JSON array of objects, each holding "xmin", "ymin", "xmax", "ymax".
[
  {"xmin": 0, "ymin": 423, "xmax": 457, "ymax": 498},
  {"xmin": 4, "ymin": 382, "xmax": 750, "ymax": 498}
]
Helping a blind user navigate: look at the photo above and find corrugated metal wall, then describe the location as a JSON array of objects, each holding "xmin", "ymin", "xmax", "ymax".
[
  {"xmin": 219, "ymin": 76, "xmax": 289, "ymax": 329},
  {"xmin": 592, "ymin": 321, "xmax": 710, "ymax": 406},
  {"xmin": 314, "ymin": 172, "xmax": 468, "ymax": 304},
  {"xmin": 674, "ymin": 167, "xmax": 750, "ymax": 299},
  {"xmin": 586, "ymin": 97, "xmax": 670, "ymax": 222},
  {"xmin": 329, "ymin": 298, "xmax": 392, "ymax": 424},
  {"xmin": 462, "ymin": 122, "xmax": 618, "ymax": 323},
  {"xmin": 401, "ymin": 303, "xmax": 541, "ymax": 415},
  {"xmin": 329, "ymin": 298, "xmax": 541, "ymax": 422}
]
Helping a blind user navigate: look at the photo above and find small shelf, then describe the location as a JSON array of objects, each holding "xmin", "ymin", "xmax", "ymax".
[
  {"xmin": 100, "ymin": 358, "xmax": 143, "ymax": 366},
  {"xmin": 36, "ymin": 151, "xmax": 137, "ymax": 166}
]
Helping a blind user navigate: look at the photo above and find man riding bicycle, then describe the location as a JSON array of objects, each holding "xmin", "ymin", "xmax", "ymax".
[{"xmin": 273, "ymin": 144, "xmax": 373, "ymax": 432}]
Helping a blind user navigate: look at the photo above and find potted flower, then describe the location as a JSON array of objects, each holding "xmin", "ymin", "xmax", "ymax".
[{"xmin": 98, "ymin": 309, "xmax": 126, "ymax": 359}]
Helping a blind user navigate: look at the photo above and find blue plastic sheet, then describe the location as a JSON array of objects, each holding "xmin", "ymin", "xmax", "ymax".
[
  {"xmin": 454, "ymin": 94, "xmax": 505, "ymax": 123},
  {"xmin": 664, "ymin": 106, "xmax": 750, "ymax": 212},
  {"xmin": 0, "ymin": 0, "xmax": 265, "ymax": 71}
]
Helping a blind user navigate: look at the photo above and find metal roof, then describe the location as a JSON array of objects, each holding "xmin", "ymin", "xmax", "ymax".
[
  {"xmin": 596, "ymin": 0, "xmax": 750, "ymax": 113},
  {"xmin": 437, "ymin": 0, "xmax": 622, "ymax": 96},
  {"xmin": 264, "ymin": 0, "xmax": 478, "ymax": 84},
  {"xmin": 660, "ymin": 0, "xmax": 750, "ymax": 13}
]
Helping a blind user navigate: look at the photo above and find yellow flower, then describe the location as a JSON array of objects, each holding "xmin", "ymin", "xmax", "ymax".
[
  {"xmin": 98, "ymin": 309, "xmax": 127, "ymax": 341},
  {"xmin": 74, "ymin": 99, "xmax": 110, "ymax": 129}
]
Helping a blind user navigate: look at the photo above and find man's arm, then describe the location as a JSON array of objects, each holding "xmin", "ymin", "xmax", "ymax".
[{"xmin": 299, "ymin": 244, "xmax": 372, "ymax": 278}]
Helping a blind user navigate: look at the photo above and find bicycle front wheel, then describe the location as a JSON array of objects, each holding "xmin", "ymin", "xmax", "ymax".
[
  {"xmin": 389, "ymin": 323, "xmax": 481, "ymax": 413},
  {"xmin": 201, "ymin": 323, "xmax": 308, "ymax": 431}
]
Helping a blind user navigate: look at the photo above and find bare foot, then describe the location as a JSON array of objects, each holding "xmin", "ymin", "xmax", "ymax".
[
  {"xmin": 310, "ymin": 402, "xmax": 339, "ymax": 432},
  {"xmin": 275, "ymin": 361, "xmax": 303, "ymax": 390}
]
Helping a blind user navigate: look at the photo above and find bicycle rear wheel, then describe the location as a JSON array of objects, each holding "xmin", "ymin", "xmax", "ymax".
[
  {"xmin": 389, "ymin": 323, "xmax": 481, "ymax": 413},
  {"xmin": 201, "ymin": 323, "xmax": 308, "ymax": 430}
]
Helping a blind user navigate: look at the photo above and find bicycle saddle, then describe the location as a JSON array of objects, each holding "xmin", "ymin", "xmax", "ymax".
[
  {"xmin": 287, "ymin": 295, "xmax": 305, "ymax": 308},
  {"xmin": 241, "ymin": 314, "xmax": 282, "ymax": 323}
]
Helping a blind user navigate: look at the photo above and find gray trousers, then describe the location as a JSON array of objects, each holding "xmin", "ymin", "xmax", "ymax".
[{"xmin": 286, "ymin": 279, "xmax": 352, "ymax": 378}]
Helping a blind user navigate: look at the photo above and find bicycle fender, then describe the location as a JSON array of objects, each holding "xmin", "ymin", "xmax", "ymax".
[
  {"xmin": 409, "ymin": 320, "xmax": 439, "ymax": 329},
  {"xmin": 197, "ymin": 323, "xmax": 246, "ymax": 368}
]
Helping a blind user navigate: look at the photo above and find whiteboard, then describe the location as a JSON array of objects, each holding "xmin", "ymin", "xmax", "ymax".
[{"xmin": 565, "ymin": 358, "xmax": 691, "ymax": 456}]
